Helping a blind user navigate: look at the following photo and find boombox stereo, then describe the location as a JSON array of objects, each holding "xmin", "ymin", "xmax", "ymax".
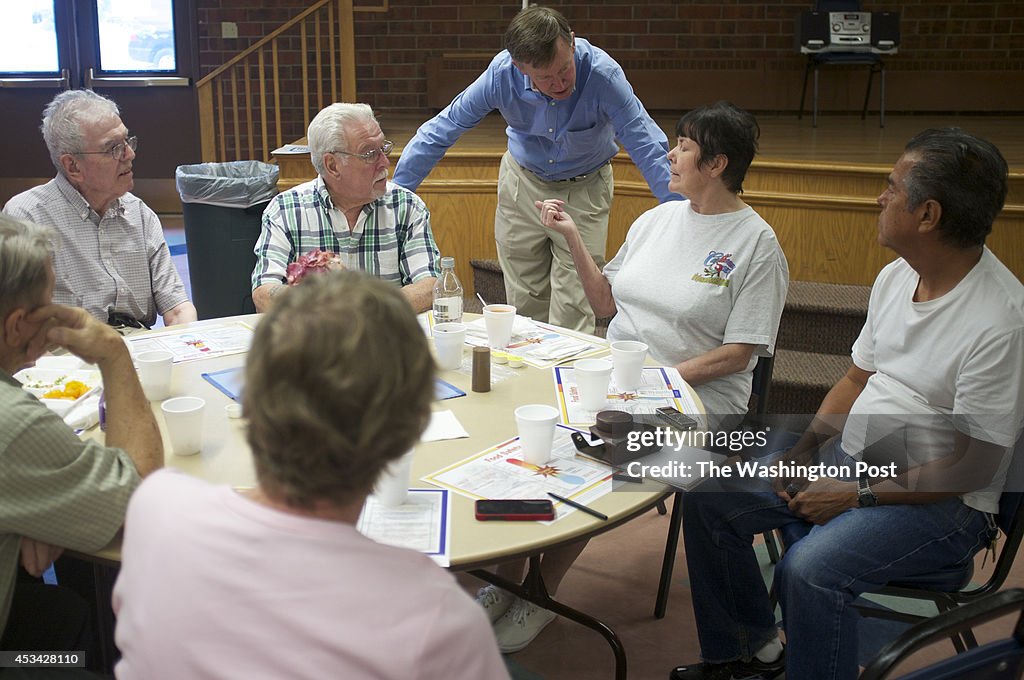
[{"xmin": 798, "ymin": 11, "xmax": 900, "ymax": 54}]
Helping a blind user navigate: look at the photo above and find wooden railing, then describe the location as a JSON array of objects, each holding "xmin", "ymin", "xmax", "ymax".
[{"xmin": 196, "ymin": 0, "xmax": 362, "ymax": 163}]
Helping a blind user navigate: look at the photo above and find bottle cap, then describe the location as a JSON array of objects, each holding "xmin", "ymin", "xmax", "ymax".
[{"xmin": 440, "ymin": 256, "xmax": 455, "ymax": 268}]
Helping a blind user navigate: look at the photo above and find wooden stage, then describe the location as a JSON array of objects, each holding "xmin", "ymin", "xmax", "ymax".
[{"xmin": 274, "ymin": 113, "xmax": 1024, "ymax": 292}]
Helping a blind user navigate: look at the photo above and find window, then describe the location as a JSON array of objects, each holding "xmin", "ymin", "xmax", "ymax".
[
  {"xmin": 97, "ymin": 0, "xmax": 176, "ymax": 72},
  {"xmin": 0, "ymin": 2, "xmax": 60, "ymax": 73},
  {"xmin": 0, "ymin": 0, "xmax": 187, "ymax": 80}
]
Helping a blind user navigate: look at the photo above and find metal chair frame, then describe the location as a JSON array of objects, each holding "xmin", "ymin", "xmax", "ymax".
[
  {"xmin": 653, "ymin": 355, "xmax": 775, "ymax": 618},
  {"xmin": 861, "ymin": 588, "xmax": 1024, "ymax": 680}
]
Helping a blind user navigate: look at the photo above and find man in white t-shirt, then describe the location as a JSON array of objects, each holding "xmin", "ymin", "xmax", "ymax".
[
  {"xmin": 673, "ymin": 128, "xmax": 1024, "ymax": 680},
  {"xmin": 113, "ymin": 271, "xmax": 509, "ymax": 680}
]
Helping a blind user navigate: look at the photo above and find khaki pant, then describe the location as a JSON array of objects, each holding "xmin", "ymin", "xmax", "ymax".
[{"xmin": 494, "ymin": 152, "xmax": 613, "ymax": 333}]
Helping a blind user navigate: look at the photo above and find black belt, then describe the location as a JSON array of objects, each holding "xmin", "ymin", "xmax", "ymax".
[
  {"xmin": 107, "ymin": 311, "xmax": 150, "ymax": 331},
  {"xmin": 551, "ymin": 161, "xmax": 609, "ymax": 183}
]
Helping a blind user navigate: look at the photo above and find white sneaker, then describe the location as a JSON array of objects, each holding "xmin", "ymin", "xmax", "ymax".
[
  {"xmin": 492, "ymin": 598, "xmax": 557, "ymax": 653},
  {"xmin": 475, "ymin": 585, "xmax": 515, "ymax": 623}
]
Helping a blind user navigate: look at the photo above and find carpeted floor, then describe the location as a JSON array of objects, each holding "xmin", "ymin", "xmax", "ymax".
[{"xmin": 463, "ymin": 504, "xmax": 1024, "ymax": 680}]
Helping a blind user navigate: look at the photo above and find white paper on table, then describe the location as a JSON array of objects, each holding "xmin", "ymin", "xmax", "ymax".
[
  {"xmin": 463, "ymin": 316, "xmax": 604, "ymax": 368},
  {"xmin": 64, "ymin": 391, "xmax": 102, "ymax": 431},
  {"xmin": 357, "ymin": 488, "xmax": 451, "ymax": 567},
  {"xmin": 463, "ymin": 314, "xmax": 536, "ymax": 346},
  {"xmin": 424, "ymin": 426, "xmax": 615, "ymax": 523},
  {"xmin": 553, "ymin": 365, "xmax": 706, "ymax": 429},
  {"xmin": 125, "ymin": 321, "xmax": 254, "ymax": 363},
  {"xmin": 421, "ymin": 410, "xmax": 469, "ymax": 442}
]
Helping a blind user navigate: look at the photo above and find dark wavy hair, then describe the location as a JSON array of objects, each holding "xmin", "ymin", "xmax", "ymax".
[
  {"xmin": 902, "ymin": 128, "xmax": 1008, "ymax": 248},
  {"xmin": 244, "ymin": 271, "xmax": 436, "ymax": 509},
  {"xmin": 675, "ymin": 101, "xmax": 760, "ymax": 194}
]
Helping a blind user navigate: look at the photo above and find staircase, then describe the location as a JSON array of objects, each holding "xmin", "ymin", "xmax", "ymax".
[
  {"xmin": 195, "ymin": 0, "xmax": 359, "ymax": 164},
  {"xmin": 469, "ymin": 260, "xmax": 870, "ymax": 414}
]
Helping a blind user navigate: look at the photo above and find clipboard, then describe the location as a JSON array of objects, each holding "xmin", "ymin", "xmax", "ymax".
[{"xmin": 202, "ymin": 367, "xmax": 245, "ymax": 402}]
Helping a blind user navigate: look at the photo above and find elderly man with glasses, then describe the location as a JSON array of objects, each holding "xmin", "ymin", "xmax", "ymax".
[
  {"xmin": 251, "ymin": 103, "xmax": 441, "ymax": 313},
  {"xmin": 4, "ymin": 89, "xmax": 197, "ymax": 330}
]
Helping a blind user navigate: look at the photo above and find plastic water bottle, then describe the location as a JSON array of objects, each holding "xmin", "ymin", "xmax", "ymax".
[{"xmin": 432, "ymin": 256, "xmax": 463, "ymax": 324}]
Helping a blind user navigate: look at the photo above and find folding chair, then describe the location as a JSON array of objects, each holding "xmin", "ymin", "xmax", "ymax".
[
  {"xmin": 653, "ymin": 355, "xmax": 775, "ymax": 618},
  {"xmin": 861, "ymin": 588, "xmax": 1024, "ymax": 680}
]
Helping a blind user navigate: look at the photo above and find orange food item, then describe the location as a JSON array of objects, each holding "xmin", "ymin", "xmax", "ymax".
[{"xmin": 42, "ymin": 380, "xmax": 90, "ymax": 400}]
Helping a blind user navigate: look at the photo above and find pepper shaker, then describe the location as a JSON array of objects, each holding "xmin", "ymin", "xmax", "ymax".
[{"xmin": 472, "ymin": 346, "xmax": 490, "ymax": 393}]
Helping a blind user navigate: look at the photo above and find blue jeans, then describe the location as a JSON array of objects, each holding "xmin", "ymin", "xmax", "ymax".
[{"xmin": 682, "ymin": 446, "xmax": 991, "ymax": 680}]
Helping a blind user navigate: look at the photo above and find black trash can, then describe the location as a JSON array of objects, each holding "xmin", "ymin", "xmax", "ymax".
[{"xmin": 175, "ymin": 161, "xmax": 279, "ymax": 320}]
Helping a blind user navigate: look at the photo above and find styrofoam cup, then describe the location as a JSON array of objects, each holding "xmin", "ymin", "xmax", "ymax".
[
  {"xmin": 136, "ymin": 349, "xmax": 173, "ymax": 401},
  {"xmin": 610, "ymin": 340, "xmax": 648, "ymax": 392},
  {"xmin": 433, "ymin": 322, "xmax": 467, "ymax": 371},
  {"xmin": 515, "ymin": 404, "xmax": 559, "ymax": 466},
  {"xmin": 483, "ymin": 304, "xmax": 516, "ymax": 349},
  {"xmin": 574, "ymin": 358, "xmax": 613, "ymax": 411},
  {"xmin": 374, "ymin": 449, "xmax": 415, "ymax": 507},
  {"xmin": 160, "ymin": 396, "xmax": 205, "ymax": 456}
]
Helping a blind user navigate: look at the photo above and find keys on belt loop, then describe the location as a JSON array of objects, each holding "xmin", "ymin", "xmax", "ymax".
[{"xmin": 982, "ymin": 512, "xmax": 999, "ymax": 568}]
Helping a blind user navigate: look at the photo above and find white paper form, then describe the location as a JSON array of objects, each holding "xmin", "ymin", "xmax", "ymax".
[
  {"xmin": 423, "ymin": 426, "xmax": 615, "ymax": 523},
  {"xmin": 357, "ymin": 489, "xmax": 452, "ymax": 567},
  {"xmin": 125, "ymin": 321, "xmax": 255, "ymax": 363},
  {"xmin": 463, "ymin": 316, "xmax": 606, "ymax": 368},
  {"xmin": 421, "ymin": 410, "xmax": 470, "ymax": 442},
  {"xmin": 554, "ymin": 365, "xmax": 706, "ymax": 429}
]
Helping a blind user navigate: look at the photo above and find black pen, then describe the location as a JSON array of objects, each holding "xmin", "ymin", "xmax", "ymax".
[{"xmin": 547, "ymin": 492, "xmax": 609, "ymax": 521}]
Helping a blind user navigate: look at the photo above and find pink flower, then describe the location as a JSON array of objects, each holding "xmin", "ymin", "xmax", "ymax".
[{"xmin": 286, "ymin": 249, "xmax": 344, "ymax": 285}]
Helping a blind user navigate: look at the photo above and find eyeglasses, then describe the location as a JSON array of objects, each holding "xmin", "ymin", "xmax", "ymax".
[
  {"xmin": 332, "ymin": 140, "xmax": 393, "ymax": 164},
  {"xmin": 76, "ymin": 136, "xmax": 138, "ymax": 161}
]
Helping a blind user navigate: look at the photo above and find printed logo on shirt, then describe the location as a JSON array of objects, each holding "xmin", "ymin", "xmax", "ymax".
[{"xmin": 692, "ymin": 251, "xmax": 735, "ymax": 287}]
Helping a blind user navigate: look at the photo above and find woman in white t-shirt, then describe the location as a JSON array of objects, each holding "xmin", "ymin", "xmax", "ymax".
[
  {"xmin": 541, "ymin": 100, "xmax": 789, "ymax": 421},
  {"xmin": 476, "ymin": 102, "xmax": 790, "ymax": 654}
]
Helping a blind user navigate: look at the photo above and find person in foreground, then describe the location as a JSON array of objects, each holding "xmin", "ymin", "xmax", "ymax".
[
  {"xmin": 252, "ymin": 103, "xmax": 440, "ymax": 314},
  {"xmin": 0, "ymin": 214, "xmax": 163, "ymax": 655},
  {"xmin": 393, "ymin": 5, "xmax": 680, "ymax": 333},
  {"xmin": 113, "ymin": 271, "xmax": 509, "ymax": 679},
  {"xmin": 4, "ymin": 89, "xmax": 196, "ymax": 329},
  {"xmin": 474, "ymin": 102, "xmax": 789, "ymax": 654},
  {"xmin": 673, "ymin": 128, "xmax": 1024, "ymax": 680}
]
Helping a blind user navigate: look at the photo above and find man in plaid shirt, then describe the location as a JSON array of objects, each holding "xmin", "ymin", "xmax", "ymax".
[{"xmin": 252, "ymin": 103, "xmax": 441, "ymax": 313}]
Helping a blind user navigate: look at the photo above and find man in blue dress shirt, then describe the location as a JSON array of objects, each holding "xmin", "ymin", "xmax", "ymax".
[{"xmin": 393, "ymin": 5, "xmax": 680, "ymax": 333}]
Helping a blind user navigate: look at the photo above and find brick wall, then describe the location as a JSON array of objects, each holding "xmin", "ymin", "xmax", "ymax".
[{"xmin": 196, "ymin": 0, "xmax": 1024, "ymax": 116}]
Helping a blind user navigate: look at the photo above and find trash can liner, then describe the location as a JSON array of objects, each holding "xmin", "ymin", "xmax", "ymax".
[{"xmin": 175, "ymin": 161, "xmax": 279, "ymax": 209}]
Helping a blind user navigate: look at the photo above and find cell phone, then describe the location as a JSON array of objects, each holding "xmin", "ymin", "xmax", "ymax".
[
  {"xmin": 655, "ymin": 406, "xmax": 697, "ymax": 430},
  {"xmin": 474, "ymin": 499, "xmax": 555, "ymax": 521}
]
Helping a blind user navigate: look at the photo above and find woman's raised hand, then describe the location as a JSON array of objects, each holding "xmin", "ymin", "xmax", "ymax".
[{"xmin": 534, "ymin": 199, "xmax": 577, "ymax": 237}]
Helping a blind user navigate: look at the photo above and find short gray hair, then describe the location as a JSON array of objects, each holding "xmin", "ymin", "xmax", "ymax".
[
  {"xmin": 0, "ymin": 215, "xmax": 54, "ymax": 321},
  {"xmin": 41, "ymin": 89, "xmax": 121, "ymax": 173},
  {"xmin": 306, "ymin": 102, "xmax": 376, "ymax": 176}
]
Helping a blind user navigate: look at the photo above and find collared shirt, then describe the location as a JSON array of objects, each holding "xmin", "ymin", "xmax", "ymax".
[
  {"xmin": 3, "ymin": 174, "xmax": 188, "ymax": 327},
  {"xmin": 393, "ymin": 38, "xmax": 680, "ymax": 203},
  {"xmin": 251, "ymin": 177, "xmax": 441, "ymax": 289},
  {"xmin": 0, "ymin": 371, "xmax": 140, "ymax": 634}
]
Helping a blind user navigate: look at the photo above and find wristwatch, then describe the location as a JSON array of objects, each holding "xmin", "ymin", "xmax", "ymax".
[{"xmin": 857, "ymin": 477, "xmax": 878, "ymax": 507}]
